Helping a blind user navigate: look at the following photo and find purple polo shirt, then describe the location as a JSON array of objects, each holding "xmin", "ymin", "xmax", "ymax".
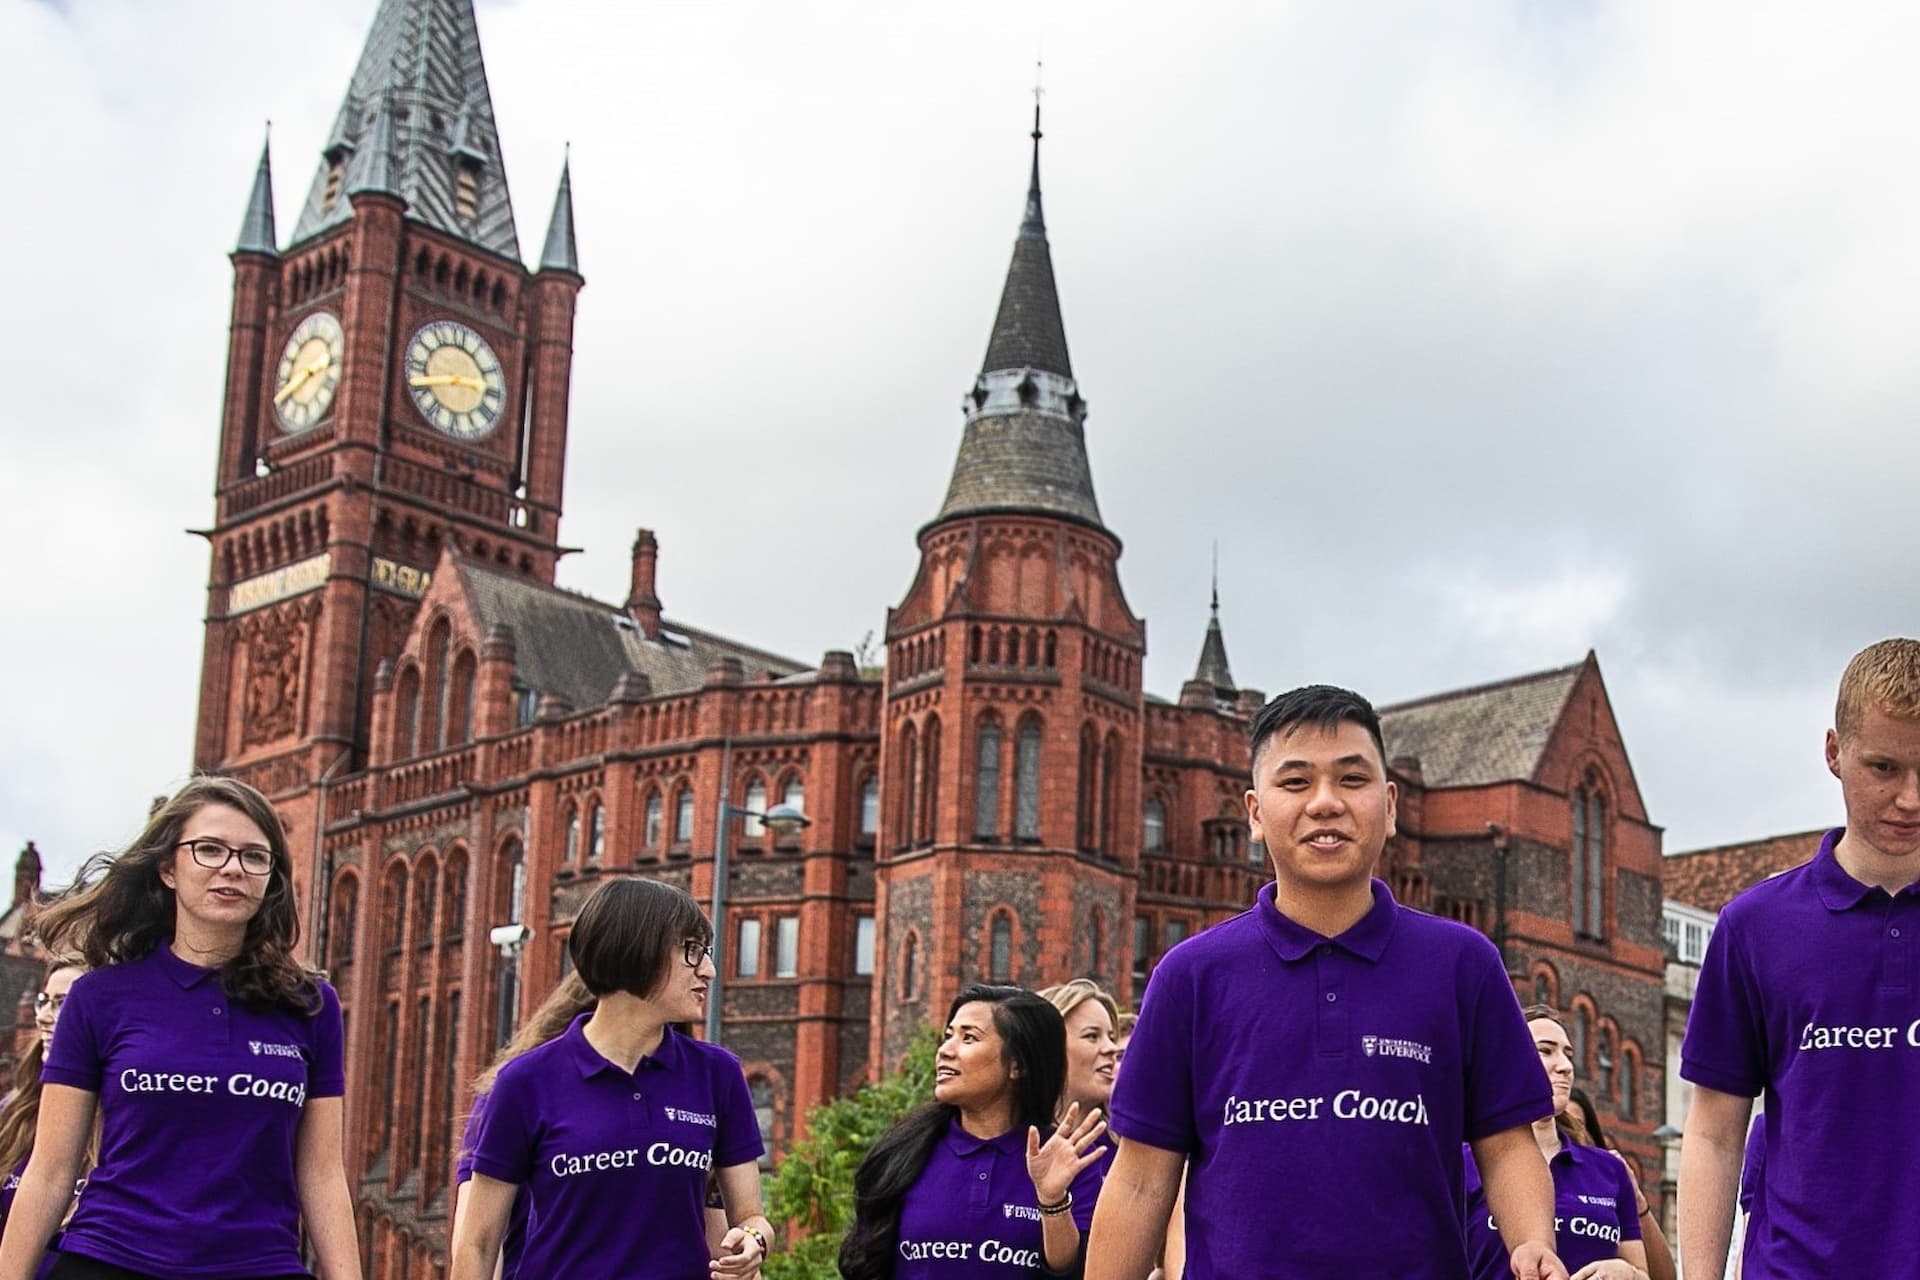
[
  {"xmin": 457, "ymin": 1094, "xmax": 530, "ymax": 1279},
  {"xmin": 40, "ymin": 945, "xmax": 343, "ymax": 1279},
  {"xmin": 470, "ymin": 1016, "xmax": 762, "ymax": 1278},
  {"xmin": 1463, "ymin": 1139, "xmax": 1641, "ymax": 1279},
  {"xmin": 893, "ymin": 1114, "xmax": 1102, "ymax": 1278},
  {"xmin": 1109, "ymin": 879, "xmax": 1551, "ymax": 1278},
  {"xmin": 1680, "ymin": 827, "xmax": 1920, "ymax": 1279}
]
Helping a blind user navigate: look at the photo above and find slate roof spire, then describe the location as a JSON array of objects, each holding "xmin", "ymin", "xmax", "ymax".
[
  {"xmin": 539, "ymin": 150, "xmax": 580, "ymax": 274},
  {"xmin": 346, "ymin": 92, "xmax": 400, "ymax": 198},
  {"xmin": 290, "ymin": 0, "xmax": 520, "ymax": 259},
  {"xmin": 1193, "ymin": 550, "xmax": 1236, "ymax": 697},
  {"xmin": 235, "ymin": 128, "xmax": 278, "ymax": 254},
  {"xmin": 935, "ymin": 89, "xmax": 1103, "ymax": 530}
]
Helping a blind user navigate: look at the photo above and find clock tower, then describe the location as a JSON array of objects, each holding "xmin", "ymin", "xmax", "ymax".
[{"xmin": 192, "ymin": 0, "xmax": 582, "ymax": 875}]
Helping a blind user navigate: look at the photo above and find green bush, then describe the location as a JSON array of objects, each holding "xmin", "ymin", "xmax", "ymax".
[{"xmin": 762, "ymin": 1027, "xmax": 938, "ymax": 1280}]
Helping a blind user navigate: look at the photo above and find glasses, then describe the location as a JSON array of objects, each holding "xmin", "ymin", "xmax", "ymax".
[
  {"xmin": 33, "ymin": 992, "xmax": 66, "ymax": 1014},
  {"xmin": 682, "ymin": 940, "xmax": 714, "ymax": 968},
  {"xmin": 178, "ymin": 838, "xmax": 275, "ymax": 877}
]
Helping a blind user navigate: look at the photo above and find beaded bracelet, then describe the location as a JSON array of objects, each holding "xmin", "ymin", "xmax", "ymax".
[
  {"xmin": 1038, "ymin": 1192, "xmax": 1074, "ymax": 1217},
  {"xmin": 745, "ymin": 1226, "xmax": 771, "ymax": 1256}
]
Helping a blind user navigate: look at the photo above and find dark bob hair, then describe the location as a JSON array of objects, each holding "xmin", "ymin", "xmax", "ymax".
[
  {"xmin": 1248, "ymin": 683, "xmax": 1388, "ymax": 772},
  {"xmin": 35, "ymin": 776, "xmax": 320, "ymax": 1013},
  {"xmin": 567, "ymin": 877, "xmax": 713, "ymax": 1000},
  {"xmin": 839, "ymin": 985, "xmax": 1067, "ymax": 1280}
]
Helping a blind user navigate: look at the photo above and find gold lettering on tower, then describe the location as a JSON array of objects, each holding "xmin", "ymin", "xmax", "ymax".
[
  {"xmin": 371, "ymin": 558, "xmax": 432, "ymax": 599},
  {"xmin": 228, "ymin": 553, "xmax": 331, "ymax": 615}
]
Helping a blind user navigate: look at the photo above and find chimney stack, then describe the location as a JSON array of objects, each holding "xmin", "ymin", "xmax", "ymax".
[{"xmin": 627, "ymin": 529, "xmax": 663, "ymax": 638}]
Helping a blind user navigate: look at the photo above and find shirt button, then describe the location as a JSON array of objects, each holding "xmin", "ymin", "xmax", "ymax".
[
  {"xmin": 632, "ymin": 1092, "xmax": 642, "ymax": 1100},
  {"xmin": 211, "ymin": 1007, "xmax": 223, "ymax": 1015},
  {"xmin": 1893, "ymin": 928, "xmax": 1902, "ymax": 938},
  {"xmin": 978, "ymin": 1172, "xmax": 988, "ymax": 1180},
  {"xmin": 1325, "ymin": 993, "xmax": 1337, "ymax": 1003}
]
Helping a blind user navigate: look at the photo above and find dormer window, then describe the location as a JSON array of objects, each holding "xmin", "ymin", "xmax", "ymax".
[
  {"xmin": 455, "ymin": 164, "xmax": 480, "ymax": 223},
  {"xmin": 322, "ymin": 160, "xmax": 345, "ymax": 213}
]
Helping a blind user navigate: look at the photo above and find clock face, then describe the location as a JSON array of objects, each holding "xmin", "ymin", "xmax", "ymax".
[
  {"xmin": 404, "ymin": 320, "xmax": 507, "ymax": 440},
  {"xmin": 272, "ymin": 311, "xmax": 344, "ymax": 432}
]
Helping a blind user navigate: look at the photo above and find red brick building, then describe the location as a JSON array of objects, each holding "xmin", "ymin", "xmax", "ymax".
[{"xmin": 185, "ymin": 2, "xmax": 1673, "ymax": 1271}]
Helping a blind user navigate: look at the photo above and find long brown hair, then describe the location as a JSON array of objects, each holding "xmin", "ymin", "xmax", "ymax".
[
  {"xmin": 1522, "ymin": 1003, "xmax": 1589, "ymax": 1145},
  {"xmin": 472, "ymin": 971, "xmax": 596, "ymax": 1097},
  {"xmin": 0, "ymin": 959, "xmax": 94, "ymax": 1176},
  {"xmin": 35, "ymin": 777, "xmax": 320, "ymax": 1014}
]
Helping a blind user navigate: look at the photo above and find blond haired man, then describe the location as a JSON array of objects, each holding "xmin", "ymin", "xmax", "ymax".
[{"xmin": 1679, "ymin": 639, "xmax": 1920, "ymax": 1279}]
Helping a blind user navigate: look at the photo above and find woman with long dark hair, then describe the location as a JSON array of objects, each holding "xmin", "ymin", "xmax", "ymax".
[
  {"xmin": 0, "ymin": 958, "xmax": 89, "ymax": 1236},
  {"xmin": 0, "ymin": 776, "xmax": 358, "ymax": 1280},
  {"xmin": 452, "ymin": 878, "xmax": 772, "ymax": 1280},
  {"xmin": 840, "ymin": 985, "xmax": 1108, "ymax": 1279},
  {"xmin": 1463, "ymin": 1007, "xmax": 1670, "ymax": 1280}
]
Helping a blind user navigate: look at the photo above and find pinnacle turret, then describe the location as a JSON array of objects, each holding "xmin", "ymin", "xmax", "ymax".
[
  {"xmin": 539, "ymin": 154, "xmax": 580, "ymax": 275},
  {"xmin": 235, "ymin": 131, "xmax": 278, "ymax": 255},
  {"xmin": 290, "ymin": 0, "xmax": 520, "ymax": 258},
  {"xmin": 346, "ymin": 92, "xmax": 400, "ymax": 198},
  {"xmin": 1193, "ymin": 577, "xmax": 1236, "ymax": 699}
]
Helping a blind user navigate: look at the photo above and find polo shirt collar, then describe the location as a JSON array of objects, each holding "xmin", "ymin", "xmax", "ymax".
[
  {"xmin": 153, "ymin": 939, "xmax": 220, "ymax": 989},
  {"xmin": 1256, "ymin": 878, "xmax": 1398, "ymax": 963},
  {"xmin": 942, "ymin": 1113, "xmax": 1025, "ymax": 1158},
  {"xmin": 562, "ymin": 1011, "xmax": 688, "ymax": 1078},
  {"xmin": 1810, "ymin": 827, "xmax": 1883, "ymax": 911},
  {"xmin": 1550, "ymin": 1134, "xmax": 1588, "ymax": 1167}
]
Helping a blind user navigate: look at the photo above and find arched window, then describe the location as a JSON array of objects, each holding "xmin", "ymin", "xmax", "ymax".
[
  {"xmin": 1076, "ymin": 724, "xmax": 1097, "ymax": 849},
  {"xmin": 1596, "ymin": 1026, "xmax": 1615, "ymax": 1099},
  {"xmin": 564, "ymin": 804, "xmax": 581, "ymax": 864},
  {"xmin": 425, "ymin": 619, "xmax": 451, "ymax": 750},
  {"xmin": 441, "ymin": 849, "xmax": 467, "ymax": 941},
  {"xmin": 1573, "ymin": 1006, "xmax": 1591, "ymax": 1076},
  {"xmin": 858, "ymin": 774, "xmax": 880, "ymax": 836},
  {"xmin": 587, "ymin": 802, "xmax": 605, "ymax": 862},
  {"xmin": 900, "ymin": 931, "xmax": 919, "ymax": 1001},
  {"xmin": 781, "ymin": 773, "xmax": 805, "ymax": 813},
  {"xmin": 743, "ymin": 777, "xmax": 767, "ymax": 839},
  {"xmin": 1015, "ymin": 716, "xmax": 1042, "ymax": 840},
  {"xmin": 898, "ymin": 721, "xmax": 919, "ymax": 847},
  {"xmin": 1620, "ymin": 1046, "xmax": 1639, "ymax": 1122},
  {"xmin": 675, "ymin": 786, "xmax": 695, "ymax": 843},
  {"xmin": 1586, "ymin": 786, "xmax": 1607, "ymax": 939},
  {"xmin": 974, "ymin": 719, "xmax": 1002, "ymax": 838},
  {"xmin": 920, "ymin": 717, "xmax": 941, "ymax": 845},
  {"xmin": 1143, "ymin": 798, "xmax": 1167, "ymax": 853},
  {"xmin": 413, "ymin": 857, "xmax": 438, "ymax": 945},
  {"xmin": 382, "ymin": 861, "xmax": 409, "ymax": 952},
  {"xmin": 328, "ymin": 872, "xmax": 359, "ymax": 971},
  {"xmin": 1100, "ymin": 732, "xmax": 1120, "ymax": 853},
  {"xmin": 1088, "ymin": 910, "xmax": 1105, "ymax": 976},
  {"xmin": 643, "ymin": 789, "xmax": 663, "ymax": 851},
  {"xmin": 1571, "ymin": 790, "xmax": 1588, "ymax": 936},
  {"xmin": 750, "ymin": 1077, "xmax": 777, "ymax": 1171},
  {"xmin": 393, "ymin": 665, "xmax": 422, "ymax": 759},
  {"xmin": 446, "ymin": 649, "xmax": 476, "ymax": 745},
  {"xmin": 989, "ymin": 912, "xmax": 1013, "ymax": 983}
]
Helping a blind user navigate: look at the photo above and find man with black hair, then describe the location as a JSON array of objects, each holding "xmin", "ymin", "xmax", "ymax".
[{"xmin": 1089, "ymin": 685, "xmax": 1566, "ymax": 1280}]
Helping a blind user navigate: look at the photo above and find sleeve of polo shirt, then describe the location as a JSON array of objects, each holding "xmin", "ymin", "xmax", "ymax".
[
  {"xmin": 1610, "ymin": 1152, "xmax": 1643, "ymax": 1243},
  {"xmin": 39, "ymin": 970, "xmax": 103, "ymax": 1093},
  {"xmin": 455, "ymin": 1094, "xmax": 488, "ymax": 1184},
  {"xmin": 469, "ymin": 1061, "xmax": 539, "ymax": 1186},
  {"xmin": 1106, "ymin": 947, "xmax": 1196, "ymax": 1155},
  {"xmin": 1461, "ymin": 939, "xmax": 1553, "ymax": 1141},
  {"xmin": 307, "ymin": 981, "xmax": 346, "ymax": 1098},
  {"xmin": 1678, "ymin": 908, "xmax": 1765, "ymax": 1097},
  {"xmin": 711, "ymin": 1054, "xmax": 764, "ymax": 1169}
]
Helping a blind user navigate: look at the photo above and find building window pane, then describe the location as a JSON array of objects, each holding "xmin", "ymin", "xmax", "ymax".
[
  {"xmin": 901, "ymin": 932, "xmax": 918, "ymax": 1000},
  {"xmin": 1143, "ymin": 798, "xmax": 1166, "ymax": 853},
  {"xmin": 737, "ymin": 918, "xmax": 762, "ymax": 979},
  {"xmin": 1570, "ymin": 788, "xmax": 1588, "ymax": 935},
  {"xmin": 782, "ymin": 775, "xmax": 805, "ymax": 812},
  {"xmin": 854, "ymin": 916, "xmax": 875, "ymax": 976},
  {"xmin": 1133, "ymin": 916, "xmax": 1150, "ymax": 984},
  {"xmin": 644, "ymin": 792, "xmax": 663, "ymax": 849},
  {"xmin": 751, "ymin": 1078, "xmax": 776, "ymax": 1171},
  {"xmin": 775, "ymin": 916, "xmax": 799, "ymax": 978},
  {"xmin": 990, "ymin": 914, "xmax": 1012, "ymax": 982},
  {"xmin": 975, "ymin": 721, "xmax": 1002, "ymax": 838},
  {"xmin": 1586, "ymin": 790, "xmax": 1606, "ymax": 938},
  {"xmin": 564, "ymin": 806, "xmax": 581, "ymax": 863},
  {"xmin": 743, "ymin": 778, "xmax": 767, "ymax": 838},
  {"xmin": 587, "ymin": 804, "xmax": 604, "ymax": 861},
  {"xmin": 859, "ymin": 775, "xmax": 880, "ymax": 835},
  {"xmin": 1015, "ymin": 720, "xmax": 1042, "ymax": 840},
  {"xmin": 675, "ymin": 788, "xmax": 695, "ymax": 842},
  {"xmin": 1163, "ymin": 918, "xmax": 1188, "ymax": 952}
]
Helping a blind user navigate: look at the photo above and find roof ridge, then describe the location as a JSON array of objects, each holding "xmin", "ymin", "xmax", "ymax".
[
  {"xmin": 1664, "ymin": 826, "xmax": 1831, "ymax": 860},
  {"xmin": 1376, "ymin": 659, "xmax": 1585, "ymax": 716}
]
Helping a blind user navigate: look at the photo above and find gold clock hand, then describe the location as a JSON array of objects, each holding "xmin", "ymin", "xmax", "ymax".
[{"xmin": 274, "ymin": 352, "xmax": 333, "ymax": 404}]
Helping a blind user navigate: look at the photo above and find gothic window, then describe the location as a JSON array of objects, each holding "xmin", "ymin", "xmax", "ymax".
[
  {"xmin": 1088, "ymin": 910, "xmax": 1105, "ymax": 976},
  {"xmin": 425, "ymin": 619, "xmax": 451, "ymax": 750},
  {"xmin": 1163, "ymin": 918, "xmax": 1189, "ymax": 953},
  {"xmin": 1143, "ymin": 797, "xmax": 1166, "ymax": 853},
  {"xmin": 781, "ymin": 774, "xmax": 805, "ymax": 814},
  {"xmin": 1571, "ymin": 791, "xmax": 1587, "ymax": 936},
  {"xmin": 564, "ymin": 804, "xmax": 581, "ymax": 864},
  {"xmin": 393, "ymin": 665, "xmax": 422, "ymax": 759},
  {"xmin": 750, "ymin": 1078, "xmax": 777, "ymax": 1171},
  {"xmin": 447, "ymin": 649, "xmax": 476, "ymax": 745},
  {"xmin": 989, "ymin": 912, "xmax": 1013, "ymax": 983},
  {"xmin": 413, "ymin": 857, "xmax": 437, "ymax": 945},
  {"xmin": 1573, "ymin": 1006, "xmax": 1591, "ymax": 1076},
  {"xmin": 1015, "ymin": 716, "xmax": 1042, "ymax": 840},
  {"xmin": 408, "ymin": 995, "xmax": 430, "ymax": 1171},
  {"xmin": 441, "ymin": 849, "xmax": 467, "ymax": 941},
  {"xmin": 587, "ymin": 802, "xmax": 605, "ymax": 862},
  {"xmin": 328, "ymin": 873, "xmax": 359, "ymax": 972},
  {"xmin": 900, "ymin": 931, "xmax": 919, "ymax": 1001},
  {"xmin": 1100, "ymin": 732, "xmax": 1120, "ymax": 854},
  {"xmin": 743, "ymin": 777, "xmax": 767, "ymax": 839},
  {"xmin": 737, "ymin": 918, "xmax": 762, "ymax": 979},
  {"xmin": 920, "ymin": 717, "xmax": 942, "ymax": 845},
  {"xmin": 516, "ymin": 687, "xmax": 537, "ymax": 727},
  {"xmin": 775, "ymin": 916, "xmax": 800, "ymax": 977},
  {"xmin": 643, "ymin": 789, "xmax": 663, "ymax": 851},
  {"xmin": 1132, "ymin": 915, "xmax": 1150, "ymax": 985},
  {"xmin": 974, "ymin": 719, "xmax": 1003, "ymax": 838},
  {"xmin": 382, "ymin": 861, "xmax": 408, "ymax": 953},
  {"xmin": 1620, "ymin": 1047, "xmax": 1639, "ymax": 1122},
  {"xmin": 1586, "ymin": 785, "xmax": 1607, "ymax": 939},
  {"xmin": 430, "ymin": 992, "xmax": 459, "ymax": 1194},
  {"xmin": 379, "ymin": 1001, "xmax": 400, "ymax": 1155},
  {"xmin": 898, "ymin": 721, "xmax": 919, "ymax": 848},
  {"xmin": 1077, "ymin": 724, "xmax": 1098, "ymax": 849},
  {"xmin": 1596, "ymin": 1026, "xmax": 1616, "ymax": 1099},
  {"xmin": 675, "ymin": 786, "xmax": 695, "ymax": 844},
  {"xmin": 854, "ymin": 916, "xmax": 875, "ymax": 976},
  {"xmin": 858, "ymin": 773, "xmax": 880, "ymax": 837}
]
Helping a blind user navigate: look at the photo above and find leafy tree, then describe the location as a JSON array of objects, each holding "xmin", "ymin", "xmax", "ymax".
[{"xmin": 763, "ymin": 1027, "xmax": 939, "ymax": 1280}]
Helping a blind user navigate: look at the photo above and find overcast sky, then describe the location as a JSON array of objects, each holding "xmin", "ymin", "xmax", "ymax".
[{"xmin": 4, "ymin": 0, "xmax": 1913, "ymax": 887}]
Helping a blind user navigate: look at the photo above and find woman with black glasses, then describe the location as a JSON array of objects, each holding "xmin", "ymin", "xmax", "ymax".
[
  {"xmin": 452, "ymin": 877, "xmax": 773, "ymax": 1280},
  {"xmin": 0, "ymin": 776, "xmax": 357, "ymax": 1280}
]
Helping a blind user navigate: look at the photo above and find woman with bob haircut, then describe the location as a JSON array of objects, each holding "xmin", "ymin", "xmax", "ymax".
[
  {"xmin": 454, "ymin": 877, "xmax": 773, "ymax": 1280},
  {"xmin": 0, "ymin": 957, "xmax": 91, "ymax": 1237},
  {"xmin": 839, "ymin": 984, "xmax": 1109, "ymax": 1280},
  {"xmin": 1463, "ymin": 1006, "xmax": 1672, "ymax": 1280},
  {"xmin": 0, "ymin": 776, "xmax": 358, "ymax": 1280}
]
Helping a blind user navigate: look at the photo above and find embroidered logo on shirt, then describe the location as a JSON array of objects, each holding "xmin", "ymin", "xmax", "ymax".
[
  {"xmin": 1360, "ymin": 1035, "xmax": 1433, "ymax": 1063},
  {"xmin": 1576, "ymin": 1194, "xmax": 1618, "ymax": 1208},
  {"xmin": 663, "ymin": 1106, "xmax": 718, "ymax": 1128},
  {"xmin": 1003, "ymin": 1204, "xmax": 1042, "ymax": 1221},
  {"xmin": 248, "ymin": 1040, "xmax": 305, "ymax": 1059}
]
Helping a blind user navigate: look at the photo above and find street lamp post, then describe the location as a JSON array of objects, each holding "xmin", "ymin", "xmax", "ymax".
[{"xmin": 705, "ymin": 758, "xmax": 810, "ymax": 1044}]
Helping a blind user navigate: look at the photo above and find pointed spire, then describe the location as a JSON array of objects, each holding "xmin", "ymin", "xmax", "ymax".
[
  {"xmin": 235, "ymin": 127, "xmax": 278, "ymax": 255},
  {"xmin": 1019, "ymin": 93, "xmax": 1046, "ymax": 240},
  {"xmin": 347, "ymin": 92, "xmax": 400, "ymax": 198},
  {"xmin": 539, "ymin": 150, "xmax": 580, "ymax": 274},
  {"xmin": 1193, "ymin": 552, "xmax": 1236, "ymax": 697},
  {"xmin": 980, "ymin": 73, "xmax": 1072, "ymax": 379},
  {"xmin": 291, "ymin": 0, "xmax": 521, "ymax": 258}
]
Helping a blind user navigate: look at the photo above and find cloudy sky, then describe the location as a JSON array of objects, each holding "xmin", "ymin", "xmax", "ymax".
[{"xmin": 4, "ymin": 0, "xmax": 1913, "ymax": 886}]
